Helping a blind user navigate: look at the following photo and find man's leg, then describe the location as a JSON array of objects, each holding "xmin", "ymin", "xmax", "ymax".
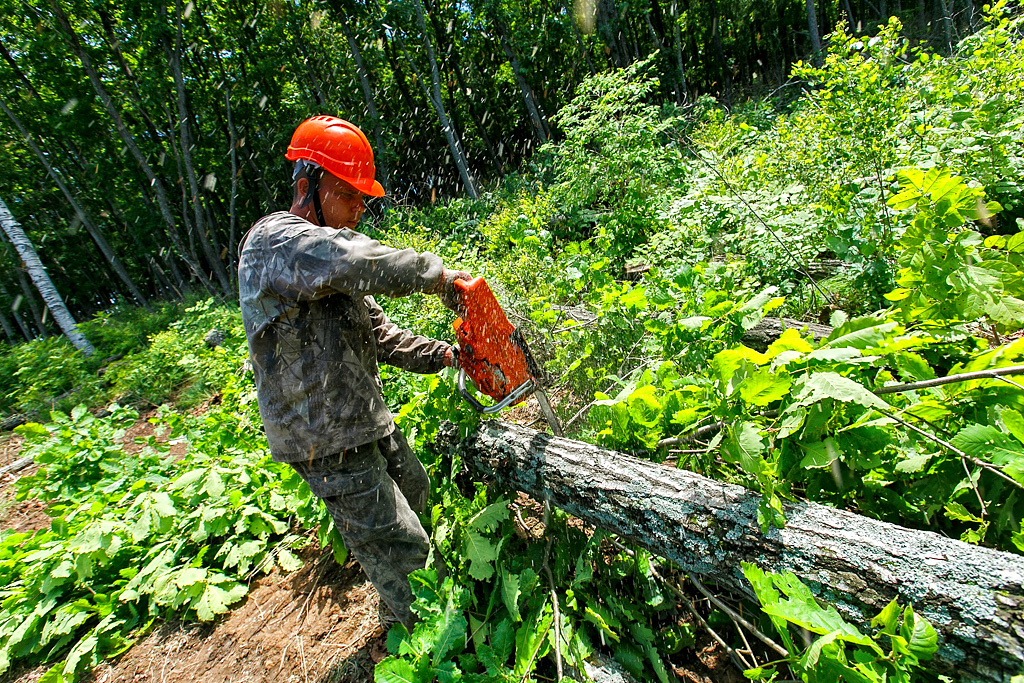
[
  {"xmin": 289, "ymin": 440, "xmax": 429, "ymax": 628},
  {"xmin": 378, "ymin": 429, "xmax": 430, "ymax": 515}
]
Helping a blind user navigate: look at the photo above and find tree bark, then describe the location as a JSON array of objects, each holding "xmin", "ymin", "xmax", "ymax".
[
  {"xmin": 807, "ymin": 0, "xmax": 824, "ymax": 64},
  {"xmin": 447, "ymin": 420, "xmax": 1024, "ymax": 683},
  {"xmin": 0, "ymin": 96, "xmax": 151, "ymax": 310},
  {"xmin": 47, "ymin": 0, "xmax": 220, "ymax": 299},
  {"xmin": 404, "ymin": 0, "xmax": 479, "ymax": 199},
  {"xmin": 0, "ymin": 198, "xmax": 94, "ymax": 355},
  {"xmin": 741, "ymin": 317, "xmax": 833, "ymax": 351}
]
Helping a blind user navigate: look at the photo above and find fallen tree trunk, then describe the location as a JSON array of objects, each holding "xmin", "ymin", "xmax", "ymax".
[
  {"xmin": 741, "ymin": 317, "xmax": 833, "ymax": 351},
  {"xmin": 443, "ymin": 420, "xmax": 1024, "ymax": 683}
]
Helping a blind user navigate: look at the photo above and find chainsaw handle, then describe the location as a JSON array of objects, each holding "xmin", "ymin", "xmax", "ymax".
[{"xmin": 458, "ymin": 368, "xmax": 535, "ymax": 414}]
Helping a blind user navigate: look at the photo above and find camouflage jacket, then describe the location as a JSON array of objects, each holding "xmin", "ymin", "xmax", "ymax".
[{"xmin": 238, "ymin": 211, "xmax": 452, "ymax": 463}]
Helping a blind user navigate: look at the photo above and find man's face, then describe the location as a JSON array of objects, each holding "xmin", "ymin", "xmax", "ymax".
[{"xmin": 317, "ymin": 172, "xmax": 366, "ymax": 229}]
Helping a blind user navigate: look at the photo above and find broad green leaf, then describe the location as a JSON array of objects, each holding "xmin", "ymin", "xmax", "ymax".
[
  {"xmin": 721, "ymin": 422, "xmax": 764, "ymax": 477},
  {"xmin": 800, "ymin": 438, "xmax": 839, "ymax": 469},
  {"xmin": 944, "ymin": 501, "xmax": 983, "ymax": 523},
  {"xmin": 824, "ymin": 318, "xmax": 898, "ymax": 350},
  {"xmin": 1003, "ymin": 409, "xmax": 1024, "ymax": 444},
  {"xmin": 895, "ymin": 452, "xmax": 933, "ymax": 474},
  {"xmin": 431, "ymin": 605, "xmax": 468, "ymax": 666},
  {"xmin": 793, "ymin": 373, "xmax": 890, "ymax": 411},
  {"xmin": 464, "ymin": 531, "xmax": 499, "ymax": 581},
  {"xmin": 951, "ymin": 424, "xmax": 1023, "ymax": 464},
  {"xmin": 502, "ymin": 570, "xmax": 522, "ymax": 621},
  {"xmin": 174, "ymin": 567, "xmax": 208, "ymax": 588},
  {"xmin": 899, "ymin": 605, "xmax": 938, "ymax": 662},
  {"xmin": 738, "ymin": 370, "xmax": 791, "ymax": 407},
  {"xmin": 276, "ymin": 549, "xmax": 304, "ymax": 573},
  {"xmin": 468, "ymin": 499, "xmax": 509, "ymax": 532},
  {"xmin": 764, "ymin": 572, "xmax": 879, "ymax": 650},
  {"xmin": 871, "ymin": 599, "xmax": 900, "ymax": 634},
  {"xmin": 374, "ymin": 657, "xmax": 418, "ymax": 683}
]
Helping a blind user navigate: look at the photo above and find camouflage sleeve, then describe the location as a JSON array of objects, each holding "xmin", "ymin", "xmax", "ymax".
[
  {"xmin": 258, "ymin": 213, "xmax": 444, "ymax": 301},
  {"xmin": 365, "ymin": 296, "xmax": 450, "ymax": 374}
]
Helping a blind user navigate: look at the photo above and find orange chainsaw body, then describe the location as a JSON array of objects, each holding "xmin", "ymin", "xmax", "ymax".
[{"xmin": 452, "ymin": 277, "xmax": 537, "ymax": 410}]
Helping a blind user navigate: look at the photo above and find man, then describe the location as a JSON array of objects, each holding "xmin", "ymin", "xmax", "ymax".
[{"xmin": 238, "ymin": 115, "xmax": 470, "ymax": 628}]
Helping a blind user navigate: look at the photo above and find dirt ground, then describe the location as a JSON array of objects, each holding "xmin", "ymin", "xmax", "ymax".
[{"xmin": 0, "ymin": 411, "xmax": 748, "ymax": 683}]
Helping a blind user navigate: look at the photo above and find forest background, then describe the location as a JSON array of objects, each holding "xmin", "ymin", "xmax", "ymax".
[{"xmin": 1, "ymin": 0, "xmax": 1023, "ymax": 681}]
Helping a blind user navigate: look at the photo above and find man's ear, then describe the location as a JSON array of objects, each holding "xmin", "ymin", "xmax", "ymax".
[{"xmin": 294, "ymin": 176, "xmax": 309, "ymax": 201}]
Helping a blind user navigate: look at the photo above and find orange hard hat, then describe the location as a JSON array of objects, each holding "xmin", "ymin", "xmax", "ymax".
[{"xmin": 285, "ymin": 116, "xmax": 385, "ymax": 197}]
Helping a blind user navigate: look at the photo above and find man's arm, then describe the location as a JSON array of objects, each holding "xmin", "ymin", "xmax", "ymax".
[
  {"xmin": 366, "ymin": 296, "xmax": 453, "ymax": 374},
  {"xmin": 258, "ymin": 213, "xmax": 445, "ymax": 301}
]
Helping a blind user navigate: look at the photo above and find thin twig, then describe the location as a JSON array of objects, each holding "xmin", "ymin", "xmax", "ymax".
[
  {"xmin": 603, "ymin": 537, "xmax": 756, "ymax": 671},
  {"xmin": 875, "ymin": 406, "xmax": 1023, "ymax": 492},
  {"xmin": 540, "ymin": 499, "xmax": 564, "ymax": 681},
  {"xmin": 687, "ymin": 573, "xmax": 789, "ymax": 658},
  {"xmin": 873, "ymin": 364, "xmax": 1024, "ymax": 395}
]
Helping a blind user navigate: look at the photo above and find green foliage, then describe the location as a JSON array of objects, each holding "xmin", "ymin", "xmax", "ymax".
[
  {"xmin": 743, "ymin": 564, "xmax": 938, "ymax": 682},
  {"xmin": 884, "ymin": 167, "xmax": 1023, "ymax": 331}
]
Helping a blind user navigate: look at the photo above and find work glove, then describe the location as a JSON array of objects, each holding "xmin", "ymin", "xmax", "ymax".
[
  {"xmin": 443, "ymin": 345, "xmax": 460, "ymax": 368},
  {"xmin": 435, "ymin": 269, "xmax": 473, "ymax": 315}
]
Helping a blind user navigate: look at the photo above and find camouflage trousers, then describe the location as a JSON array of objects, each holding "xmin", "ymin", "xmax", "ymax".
[{"xmin": 289, "ymin": 429, "xmax": 430, "ymax": 628}]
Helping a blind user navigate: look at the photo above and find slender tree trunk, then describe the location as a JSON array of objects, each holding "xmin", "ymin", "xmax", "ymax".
[
  {"xmin": 405, "ymin": 0, "xmax": 479, "ymax": 199},
  {"xmin": 224, "ymin": 87, "xmax": 240, "ymax": 288},
  {"xmin": 16, "ymin": 268, "xmax": 48, "ymax": 338},
  {"xmin": 939, "ymin": 0, "xmax": 954, "ymax": 53},
  {"xmin": 0, "ymin": 303, "xmax": 14, "ymax": 342},
  {"xmin": 0, "ymin": 280, "xmax": 33, "ymax": 341},
  {"xmin": 807, "ymin": 0, "xmax": 824, "ymax": 64},
  {"xmin": 340, "ymin": 21, "xmax": 390, "ymax": 191},
  {"xmin": 0, "ymin": 96, "xmax": 151, "ymax": 310},
  {"xmin": 0, "ymin": 198, "xmax": 93, "ymax": 355},
  {"xmin": 709, "ymin": 0, "xmax": 731, "ymax": 105},
  {"xmin": 0, "ymin": 43, "xmax": 42, "ymax": 100},
  {"xmin": 494, "ymin": 16, "xmax": 550, "ymax": 145},
  {"xmin": 673, "ymin": 11, "xmax": 689, "ymax": 102},
  {"xmin": 48, "ymin": 0, "xmax": 219, "ymax": 298},
  {"xmin": 167, "ymin": 0, "xmax": 232, "ymax": 296}
]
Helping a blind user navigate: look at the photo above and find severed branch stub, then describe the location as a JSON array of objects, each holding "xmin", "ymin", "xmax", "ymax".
[{"xmin": 440, "ymin": 419, "xmax": 1024, "ymax": 683}]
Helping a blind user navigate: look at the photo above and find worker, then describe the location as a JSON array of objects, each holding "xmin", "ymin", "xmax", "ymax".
[{"xmin": 237, "ymin": 115, "xmax": 470, "ymax": 629}]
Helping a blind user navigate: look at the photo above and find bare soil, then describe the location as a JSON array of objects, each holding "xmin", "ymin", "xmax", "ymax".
[{"xmin": 82, "ymin": 554, "xmax": 389, "ymax": 683}]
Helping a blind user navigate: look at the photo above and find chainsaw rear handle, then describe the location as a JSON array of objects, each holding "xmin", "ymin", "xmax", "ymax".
[{"xmin": 458, "ymin": 369, "xmax": 535, "ymax": 414}]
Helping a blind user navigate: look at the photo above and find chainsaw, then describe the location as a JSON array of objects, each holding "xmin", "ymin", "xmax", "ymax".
[{"xmin": 451, "ymin": 277, "xmax": 563, "ymax": 436}]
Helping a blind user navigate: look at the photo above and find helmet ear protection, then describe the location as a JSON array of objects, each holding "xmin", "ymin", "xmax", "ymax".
[{"xmin": 293, "ymin": 160, "xmax": 327, "ymax": 227}]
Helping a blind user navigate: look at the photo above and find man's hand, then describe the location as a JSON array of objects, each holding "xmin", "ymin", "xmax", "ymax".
[
  {"xmin": 443, "ymin": 346, "xmax": 459, "ymax": 368},
  {"xmin": 435, "ymin": 269, "xmax": 473, "ymax": 314}
]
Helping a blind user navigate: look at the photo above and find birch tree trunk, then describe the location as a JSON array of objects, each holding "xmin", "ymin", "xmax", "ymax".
[
  {"xmin": 168, "ymin": 0, "xmax": 232, "ymax": 296},
  {"xmin": 449, "ymin": 420, "xmax": 1024, "ymax": 683},
  {"xmin": 0, "ymin": 198, "xmax": 94, "ymax": 356},
  {"xmin": 47, "ymin": 0, "xmax": 220, "ymax": 299},
  {"xmin": 0, "ymin": 96, "xmax": 151, "ymax": 310},
  {"xmin": 405, "ymin": 0, "xmax": 479, "ymax": 199}
]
